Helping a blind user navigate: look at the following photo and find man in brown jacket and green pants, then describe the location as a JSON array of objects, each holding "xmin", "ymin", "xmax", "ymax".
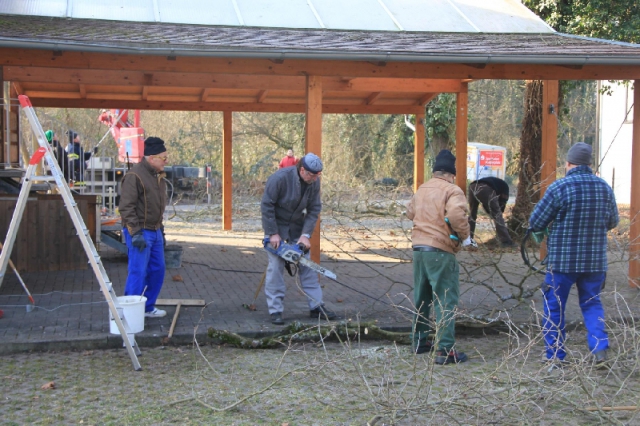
[{"xmin": 406, "ymin": 150, "xmax": 471, "ymax": 364}]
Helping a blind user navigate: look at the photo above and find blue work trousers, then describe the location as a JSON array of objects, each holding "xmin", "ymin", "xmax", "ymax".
[
  {"xmin": 541, "ymin": 271, "xmax": 608, "ymax": 360},
  {"xmin": 123, "ymin": 228, "xmax": 165, "ymax": 312}
]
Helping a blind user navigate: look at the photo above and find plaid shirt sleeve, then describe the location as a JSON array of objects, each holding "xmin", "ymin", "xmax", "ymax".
[{"xmin": 529, "ymin": 184, "xmax": 559, "ymax": 232}]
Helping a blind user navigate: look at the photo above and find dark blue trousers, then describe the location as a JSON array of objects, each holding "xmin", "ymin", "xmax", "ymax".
[
  {"xmin": 541, "ymin": 271, "xmax": 608, "ymax": 360},
  {"xmin": 123, "ymin": 228, "xmax": 165, "ymax": 312}
]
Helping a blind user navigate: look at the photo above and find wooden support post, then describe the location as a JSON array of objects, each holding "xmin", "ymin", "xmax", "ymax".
[
  {"xmin": 455, "ymin": 86, "xmax": 468, "ymax": 193},
  {"xmin": 540, "ymin": 80, "xmax": 559, "ymax": 260},
  {"xmin": 413, "ymin": 113, "xmax": 425, "ymax": 191},
  {"xmin": 1, "ymin": 71, "xmax": 5, "ymax": 165},
  {"xmin": 629, "ymin": 80, "xmax": 640, "ymax": 287},
  {"xmin": 305, "ymin": 75, "xmax": 322, "ymax": 264},
  {"xmin": 9, "ymin": 82, "xmax": 21, "ymax": 167},
  {"xmin": 222, "ymin": 110, "xmax": 232, "ymax": 230}
]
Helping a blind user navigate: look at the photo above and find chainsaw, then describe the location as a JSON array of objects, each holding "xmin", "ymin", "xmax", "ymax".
[{"xmin": 262, "ymin": 237, "xmax": 337, "ymax": 280}]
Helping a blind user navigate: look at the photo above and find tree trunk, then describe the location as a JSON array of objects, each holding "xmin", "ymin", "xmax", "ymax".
[{"xmin": 508, "ymin": 80, "xmax": 543, "ymax": 237}]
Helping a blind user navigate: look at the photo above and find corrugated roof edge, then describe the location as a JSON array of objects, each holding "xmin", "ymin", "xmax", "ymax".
[{"xmin": 1, "ymin": 36, "xmax": 640, "ymax": 66}]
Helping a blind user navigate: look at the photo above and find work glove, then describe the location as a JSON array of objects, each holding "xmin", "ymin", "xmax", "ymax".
[
  {"xmin": 132, "ymin": 231, "xmax": 147, "ymax": 251},
  {"xmin": 93, "ymin": 147, "xmax": 99, "ymax": 154},
  {"xmin": 531, "ymin": 228, "xmax": 548, "ymax": 244},
  {"xmin": 462, "ymin": 236, "xmax": 478, "ymax": 248},
  {"xmin": 161, "ymin": 226, "xmax": 166, "ymax": 248}
]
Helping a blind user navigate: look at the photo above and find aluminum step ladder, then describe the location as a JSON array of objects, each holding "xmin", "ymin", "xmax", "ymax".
[{"xmin": 0, "ymin": 95, "xmax": 142, "ymax": 370}]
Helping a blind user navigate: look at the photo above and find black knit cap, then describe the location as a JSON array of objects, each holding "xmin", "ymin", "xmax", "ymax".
[
  {"xmin": 433, "ymin": 149, "xmax": 456, "ymax": 176},
  {"xmin": 144, "ymin": 137, "xmax": 166, "ymax": 156}
]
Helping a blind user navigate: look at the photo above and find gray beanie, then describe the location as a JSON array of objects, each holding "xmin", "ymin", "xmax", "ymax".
[
  {"xmin": 567, "ymin": 142, "xmax": 592, "ymax": 166},
  {"xmin": 301, "ymin": 153, "xmax": 323, "ymax": 174}
]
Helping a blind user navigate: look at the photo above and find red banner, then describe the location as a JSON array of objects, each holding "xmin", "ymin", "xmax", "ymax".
[{"xmin": 479, "ymin": 150, "xmax": 504, "ymax": 167}]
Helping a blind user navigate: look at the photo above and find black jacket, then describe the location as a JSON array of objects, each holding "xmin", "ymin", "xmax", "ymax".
[{"xmin": 471, "ymin": 177, "xmax": 510, "ymax": 212}]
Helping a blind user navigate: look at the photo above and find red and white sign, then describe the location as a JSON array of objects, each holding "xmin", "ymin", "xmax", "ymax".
[{"xmin": 479, "ymin": 150, "xmax": 504, "ymax": 167}]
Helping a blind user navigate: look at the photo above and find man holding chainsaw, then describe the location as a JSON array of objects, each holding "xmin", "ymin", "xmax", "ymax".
[
  {"xmin": 529, "ymin": 142, "xmax": 618, "ymax": 366},
  {"xmin": 261, "ymin": 152, "xmax": 337, "ymax": 325},
  {"xmin": 406, "ymin": 149, "xmax": 472, "ymax": 365}
]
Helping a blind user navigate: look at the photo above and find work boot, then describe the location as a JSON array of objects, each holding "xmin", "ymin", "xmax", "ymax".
[
  {"xmin": 594, "ymin": 350, "xmax": 608, "ymax": 368},
  {"xmin": 434, "ymin": 349, "xmax": 468, "ymax": 365},
  {"xmin": 309, "ymin": 305, "xmax": 337, "ymax": 320},
  {"xmin": 270, "ymin": 312, "xmax": 284, "ymax": 325},
  {"xmin": 413, "ymin": 341, "xmax": 434, "ymax": 354}
]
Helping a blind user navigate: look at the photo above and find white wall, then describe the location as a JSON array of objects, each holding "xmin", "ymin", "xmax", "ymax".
[{"xmin": 599, "ymin": 82, "xmax": 634, "ymax": 204}]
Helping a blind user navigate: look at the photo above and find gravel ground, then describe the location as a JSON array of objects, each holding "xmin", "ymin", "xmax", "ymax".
[
  {"xmin": 3, "ymin": 201, "xmax": 637, "ymax": 425},
  {"xmin": 2, "ymin": 330, "xmax": 639, "ymax": 425}
]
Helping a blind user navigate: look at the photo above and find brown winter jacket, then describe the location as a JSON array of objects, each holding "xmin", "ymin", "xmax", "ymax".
[
  {"xmin": 406, "ymin": 176, "xmax": 470, "ymax": 254},
  {"xmin": 119, "ymin": 158, "xmax": 167, "ymax": 235}
]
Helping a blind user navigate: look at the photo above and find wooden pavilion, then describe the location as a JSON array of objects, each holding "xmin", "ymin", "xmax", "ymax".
[{"xmin": 1, "ymin": 1, "xmax": 640, "ymax": 283}]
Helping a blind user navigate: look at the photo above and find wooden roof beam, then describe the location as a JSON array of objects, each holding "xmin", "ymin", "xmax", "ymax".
[
  {"xmin": 366, "ymin": 92, "xmax": 382, "ymax": 105},
  {"xmin": 22, "ymin": 88, "xmax": 428, "ymax": 106},
  {"xmin": 201, "ymin": 88, "xmax": 211, "ymax": 101},
  {"xmin": 28, "ymin": 97, "xmax": 424, "ymax": 114},
  {"xmin": 347, "ymin": 78, "xmax": 463, "ymax": 92},
  {"xmin": 417, "ymin": 93, "xmax": 436, "ymax": 106},
  {"xmin": 4, "ymin": 66, "xmax": 466, "ymax": 93},
  {"xmin": 12, "ymin": 82, "xmax": 23, "ymax": 95},
  {"xmin": 3, "ymin": 48, "xmax": 640, "ymax": 80}
]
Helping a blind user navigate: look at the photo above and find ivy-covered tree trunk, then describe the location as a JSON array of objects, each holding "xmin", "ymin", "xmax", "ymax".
[
  {"xmin": 514, "ymin": 0, "xmax": 639, "ymax": 238},
  {"xmin": 508, "ymin": 80, "xmax": 543, "ymax": 236}
]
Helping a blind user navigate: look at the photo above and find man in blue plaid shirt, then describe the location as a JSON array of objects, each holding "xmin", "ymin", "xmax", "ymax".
[{"xmin": 529, "ymin": 142, "xmax": 619, "ymax": 366}]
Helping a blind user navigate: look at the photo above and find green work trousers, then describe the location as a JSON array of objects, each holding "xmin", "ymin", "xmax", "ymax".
[{"xmin": 412, "ymin": 250, "xmax": 460, "ymax": 351}]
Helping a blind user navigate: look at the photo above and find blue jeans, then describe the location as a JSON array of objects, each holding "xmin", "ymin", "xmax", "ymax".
[
  {"xmin": 541, "ymin": 271, "xmax": 608, "ymax": 360},
  {"xmin": 123, "ymin": 228, "xmax": 165, "ymax": 312}
]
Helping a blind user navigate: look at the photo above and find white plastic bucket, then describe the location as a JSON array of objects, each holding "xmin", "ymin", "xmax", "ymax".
[{"xmin": 109, "ymin": 295, "xmax": 146, "ymax": 335}]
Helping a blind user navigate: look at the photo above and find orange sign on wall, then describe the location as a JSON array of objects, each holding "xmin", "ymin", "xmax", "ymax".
[{"xmin": 479, "ymin": 150, "xmax": 504, "ymax": 167}]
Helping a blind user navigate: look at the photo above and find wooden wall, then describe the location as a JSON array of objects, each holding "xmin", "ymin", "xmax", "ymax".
[{"xmin": 0, "ymin": 194, "xmax": 97, "ymax": 272}]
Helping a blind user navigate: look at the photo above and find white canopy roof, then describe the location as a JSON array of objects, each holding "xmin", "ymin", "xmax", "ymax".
[{"xmin": 0, "ymin": 0, "xmax": 553, "ymax": 33}]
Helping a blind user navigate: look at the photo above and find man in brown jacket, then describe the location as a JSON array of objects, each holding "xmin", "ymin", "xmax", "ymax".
[
  {"xmin": 406, "ymin": 149, "xmax": 471, "ymax": 364},
  {"xmin": 119, "ymin": 137, "xmax": 168, "ymax": 318}
]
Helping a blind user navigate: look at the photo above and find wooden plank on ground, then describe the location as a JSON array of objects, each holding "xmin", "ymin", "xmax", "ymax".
[
  {"xmin": 168, "ymin": 302, "xmax": 182, "ymax": 338},
  {"xmin": 156, "ymin": 299, "xmax": 205, "ymax": 306}
]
